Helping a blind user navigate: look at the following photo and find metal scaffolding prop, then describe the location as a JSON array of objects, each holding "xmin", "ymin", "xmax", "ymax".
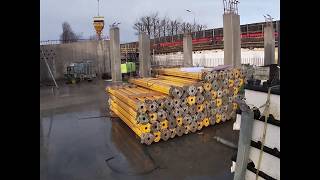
[{"xmin": 106, "ymin": 67, "xmax": 248, "ymax": 145}]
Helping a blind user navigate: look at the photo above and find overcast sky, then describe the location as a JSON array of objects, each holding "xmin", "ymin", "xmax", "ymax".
[{"xmin": 40, "ymin": 0, "xmax": 279, "ymax": 43}]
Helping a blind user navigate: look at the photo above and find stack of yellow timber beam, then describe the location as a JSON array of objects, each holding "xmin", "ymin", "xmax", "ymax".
[{"xmin": 107, "ymin": 67, "xmax": 247, "ymax": 145}]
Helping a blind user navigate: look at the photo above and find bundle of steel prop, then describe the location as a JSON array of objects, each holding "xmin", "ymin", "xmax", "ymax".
[
  {"xmin": 153, "ymin": 67, "xmax": 206, "ymax": 80},
  {"xmin": 107, "ymin": 85, "xmax": 169, "ymax": 145},
  {"xmin": 107, "ymin": 67, "xmax": 247, "ymax": 145}
]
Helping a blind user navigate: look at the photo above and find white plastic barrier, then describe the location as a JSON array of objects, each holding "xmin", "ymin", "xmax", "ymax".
[
  {"xmin": 152, "ymin": 48, "xmax": 267, "ymax": 67},
  {"xmin": 232, "ymin": 89, "xmax": 280, "ymax": 180},
  {"xmin": 245, "ymin": 89, "xmax": 280, "ymax": 120},
  {"xmin": 153, "ymin": 52, "xmax": 183, "ymax": 66}
]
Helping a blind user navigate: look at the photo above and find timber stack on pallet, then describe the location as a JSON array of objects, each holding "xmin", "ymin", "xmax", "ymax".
[{"xmin": 106, "ymin": 67, "xmax": 247, "ymax": 145}]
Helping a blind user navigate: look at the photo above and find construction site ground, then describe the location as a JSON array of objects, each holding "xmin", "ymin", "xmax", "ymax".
[{"xmin": 40, "ymin": 80, "xmax": 239, "ymax": 180}]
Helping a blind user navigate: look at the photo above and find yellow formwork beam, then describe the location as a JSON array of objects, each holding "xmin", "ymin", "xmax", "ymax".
[
  {"xmin": 121, "ymin": 87, "xmax": 161, "ymax": 104},
  {"xmin": 156, "ymin": 79, "xmax": 194, "ymax": 87},
  {"xmin": 110, "ymin": 101, "xmax": 151, "ymax": 133},
  {"xmin": 109, "ymin": 86, "xmax": 166, "ymax": 114},
  {"xmin": 156, "ymin": 75, "xmax": 199, "ymax": 84},
  {"xmin": 137, "ymin": 78, "xmax": 184, "ymax": 87},
  {"xmin": 117, "ymin": 88, "xmax": 146, "ymax": 102},
  {"xmin": 129, "ymin": 78, "xmax": 172, "ymax": 95},
  {"xmin": 156, "ymin": 68, "xmax": 203, "ymax": 80},
  {"xmin": 124, "ymin": 87, "xmax": 166, "ymax": 98},
  {"xmin": 108, "ymin": 87, "xmax": 144, "ymax": 112},
  {"xmin": 110, "ymin": 105, "xmax": 143, "ymax": 137},
  {"xmin": 121, "ymin": 88, "xmax": 168, "ymax": 110},
  {"xmin": 134, "ymin": 87, "xmax": 168, "ymax": 101},
  {"xmin": 109, "ymin": 96, "xmax": 138, "ymax": 118},
  {"xmin": 110, "ymin": 105, "xmax": 154, "ymax": 145}
]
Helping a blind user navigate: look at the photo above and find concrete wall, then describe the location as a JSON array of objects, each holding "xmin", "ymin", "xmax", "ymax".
[{"xmin": 40, "ymin": 40, "xmax": 110, "ymax": 82}]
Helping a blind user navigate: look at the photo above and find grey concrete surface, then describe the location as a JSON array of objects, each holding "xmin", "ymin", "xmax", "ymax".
[
  {"xmin": 183, "ymin": 33, "xmax": 193, "ymax": 67},
  {"xmin": 138, "ymin": 32, "xmax": 151, "ymax": 77},
  {"xmin": 110, "ymin": 27, "xmax": 122, "ymax": 82},
  {"xmin": 223, "ymin": 13, "xmax": 241, "ymax": 67},
  {"xmin": 40, "ymin": 80, "xmax": 239, "ymax": 180},
  {"xmin": 40, "ymin": 40, "xmax": 111, "ymax": 82},
  {"xmin": 264, "ymin": 25, "xmax": 275, "ymax": 65}
]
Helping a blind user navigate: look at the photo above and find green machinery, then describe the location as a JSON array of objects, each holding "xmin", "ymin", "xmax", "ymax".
[{"xmin": 64, "ymin": 61, "xmax": 96, "ymax": 84}]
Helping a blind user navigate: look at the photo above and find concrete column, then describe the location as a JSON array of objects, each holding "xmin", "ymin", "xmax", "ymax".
[
  {"xmin": 233, "ymin": 102, "xmax": 254, "ymax": 180},
  {"xmin": 138, "ymin": 32, "xmax": 151, "ymax": 77},
  {"xmin": 223, "ymin": 13, "xmax": 241, "ymax": 67},
  {"xmin": 109, "ymin": 27, "xmax": 122, "ymax": 82},
  {"xmin": 96, "ymin": 40, "xmax": 104, "ymax": 76},
  {"xmin": 264, "ymin": 24, "xmax": 275, "ymax": 65},
  {"xmin": 183, "ymin": 33, "xmax": 193, "ymax": 67},
  {"xmin": 105, "ymin": 41, "xmax": 111, "ymax": 75},
  {"xmin": 277, "ymin": 22, "xmax": 280, "ymax": 66}
]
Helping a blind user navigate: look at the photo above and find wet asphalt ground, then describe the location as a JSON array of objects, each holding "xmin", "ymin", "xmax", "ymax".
[{"xmin": 40, "ymin": 80, "xmax": 239, "ymax": 180}]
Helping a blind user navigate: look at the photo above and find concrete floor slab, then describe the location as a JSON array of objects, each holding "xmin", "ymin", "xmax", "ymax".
[{"xmin": 40, "ymin": 80, "xmax": 239, "ymax": 180}]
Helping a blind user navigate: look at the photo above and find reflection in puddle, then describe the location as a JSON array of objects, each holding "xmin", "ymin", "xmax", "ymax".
[{"xmin": 108, "ymin": 119, "xmax": 158, "ymax": 175}]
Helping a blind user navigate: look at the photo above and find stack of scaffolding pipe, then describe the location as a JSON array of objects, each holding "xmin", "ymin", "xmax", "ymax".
[
  {"xmin": 107, "ymin": 85, "xmax": 169, "ymax": 145},
  {"xmin": 107, "ymin": 67, "xmax": 247, "ymax": 145},
  {"xmin": 154, "ymin": 68, "xmax": 205, "ymax": 80}
]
